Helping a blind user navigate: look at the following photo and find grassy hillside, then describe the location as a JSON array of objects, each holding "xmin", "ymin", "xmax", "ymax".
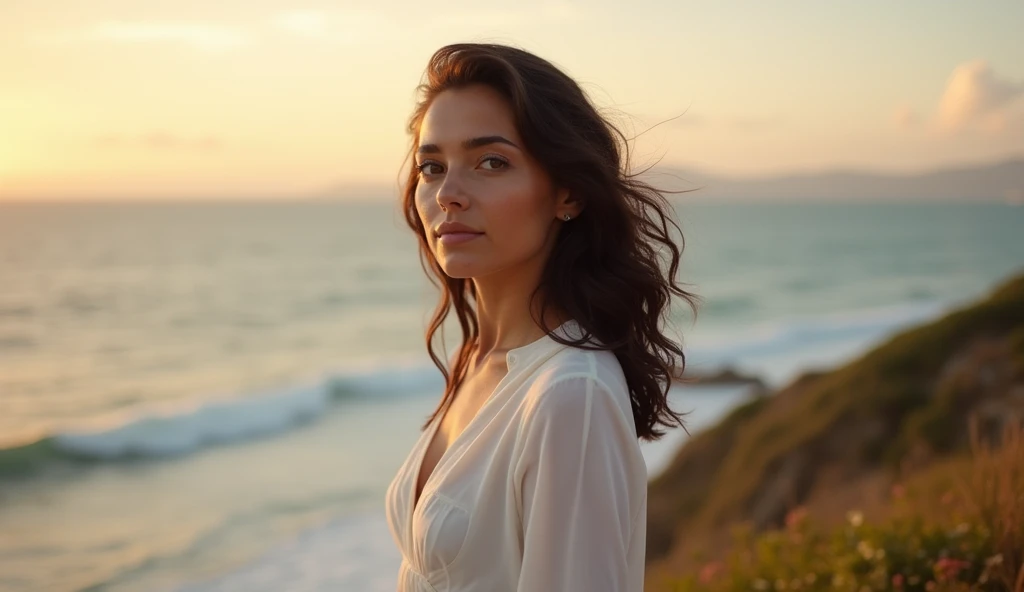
[
  {"xmin": 646, "ymin": 269, "xmax": 1024, "ymax": 590},
  {"xmin": 654, "ymin": 422, "xmax": 1023, "ymax": 591}
]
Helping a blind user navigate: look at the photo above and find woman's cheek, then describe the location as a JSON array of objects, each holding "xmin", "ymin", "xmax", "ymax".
[
  {"xmin": 499, "ymin": 213, "xmax": 546, "ymax": 262},
  {"xmin": 414, "ymin": 195, "xmax": 436, "ymax": 237}
]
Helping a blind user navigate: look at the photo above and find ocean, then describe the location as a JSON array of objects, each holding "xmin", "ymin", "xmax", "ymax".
[{"xmin": 0, "ymin": 199, "xmax": 1021, "ymax": 591}]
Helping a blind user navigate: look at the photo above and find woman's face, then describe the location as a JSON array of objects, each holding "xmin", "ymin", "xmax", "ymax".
[{"xmin": 414, "ymin": 83, "xmax": 570, "ymax": 280}]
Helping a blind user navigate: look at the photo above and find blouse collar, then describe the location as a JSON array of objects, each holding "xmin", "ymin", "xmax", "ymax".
[{"xmin": 504, "ymin": 319, "xmax": 593, "ymax": 370}]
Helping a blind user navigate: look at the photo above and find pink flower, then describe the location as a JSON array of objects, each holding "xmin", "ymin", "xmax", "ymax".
[
  {"xmin": 934, "ymin": 557, "xmax": 971, "ymax": 581},
  {"xmin": 698, "ymin": 561, "xmax": 724, "ymax": 584},
  {"xmin": 785, "ymin": 506, "xmax": 808, "ymax": 530}
]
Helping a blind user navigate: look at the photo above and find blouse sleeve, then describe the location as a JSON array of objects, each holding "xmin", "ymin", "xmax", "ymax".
[{"xmin": 513, "ymin": 374, "xmax": 644, "ymax": 592}]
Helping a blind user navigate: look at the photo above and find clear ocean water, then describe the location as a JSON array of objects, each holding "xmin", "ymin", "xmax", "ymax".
[{"xmin": 0, "ymin": 199, "xmax": 1021, "ymax": 591}]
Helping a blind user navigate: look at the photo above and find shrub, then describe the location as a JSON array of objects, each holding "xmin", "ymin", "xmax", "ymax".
[{"xmin": 663, "ymin": 420, "xmax": 1024, "ymax": 592}]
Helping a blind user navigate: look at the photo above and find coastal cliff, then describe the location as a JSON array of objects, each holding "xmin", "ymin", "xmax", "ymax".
[{"xmin": 646, "ymin": 270, "xmax": 1024, "ymax": 590}]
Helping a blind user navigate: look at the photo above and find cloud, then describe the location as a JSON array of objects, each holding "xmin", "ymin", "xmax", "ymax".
[
  {"xmin": 271, "ymin": 9, "xmax": 404, "ymax": 45},
  {"xmin": 32, "ymin": 21, "xmax": 248, "ymax": 51},
  {"xmin": 425, "ymin": 2, "xmax": 581, "ymax": 29},
  {"xmin": 426, "ymin": 3, "xmax": 579, "ymax": 29},
  {"xmin": 273, "ymin": 10, "xmax": 331, "ymax": 37},
  {"xmin": 892, "ymin": 103, "xmax": 920, "ymax": 129},
  {"xmin": 96, "ymin": 132, "xmax": 223, "ymax": 152},
  {"xmin": 936, "ymin": 60, "xmax": 1023, "ymax": 133},
  {"xmin": 31, "ymin": 3, "xmax": 582, "ymax": 53},
  {"xmin": 270, "ymin": 3, "xmax": 581, "ymax": 44}
]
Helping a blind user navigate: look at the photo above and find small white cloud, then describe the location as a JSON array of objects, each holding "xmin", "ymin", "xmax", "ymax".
[
  {"xmin": 273, "ymin": 10, "xmax": 331, "ymax": 37},
  {"xmin": 426, "ymin": 2, "xmax": 579, "ymax": 30},
  {"xmin": 936, "ymin": 60, "xmax": 1023, "ymax": 134},
  {"xmin": 91, "ymin": 21, "xmax": 247, "ymax": 51},
  {"xmin": 271, "ymin": 9, "xmax": 403, "ymax": 45},
  {"xmin": 892, "ymin": 104, "xmax": 919, "ymax": 129},
  {"xmin": 270, "ymin": 3, "xmax": 581, "ymax": 45},
  {"xmin": 32, "ymin": 21, "xmax": 248, "ymax": 51},
  {"xmin": 95, "ymin": 132, "xmax": 223, "ymax": 152},
  {"xmin": 540, "ymin": 1, "xmax": 580, "ymax": 21}
]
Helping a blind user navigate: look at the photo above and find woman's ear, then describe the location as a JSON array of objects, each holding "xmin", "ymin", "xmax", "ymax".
[{"xmin": 555, "ymin": 187, "xmax": 583, "ymax": 219}]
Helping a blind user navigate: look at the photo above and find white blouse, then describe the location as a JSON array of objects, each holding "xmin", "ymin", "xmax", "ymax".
[{"xmin": 384, "ymin": 319, "xmax": 648, "ymax": 591}]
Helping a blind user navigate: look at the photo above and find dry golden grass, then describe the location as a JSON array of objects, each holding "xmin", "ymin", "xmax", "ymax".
[{"xmin": 958, "ymin": 416, "xmax": 1024, "ymax": 591}]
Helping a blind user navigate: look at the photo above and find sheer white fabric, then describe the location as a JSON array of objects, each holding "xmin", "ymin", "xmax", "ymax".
[{"xmin": 384, "ymin": 320, "xmax": 648, "ymax": 591}]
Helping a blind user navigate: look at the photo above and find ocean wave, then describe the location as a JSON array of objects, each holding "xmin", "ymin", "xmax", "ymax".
[
  {"xmin": 691, "ymin": 299, "xmax": 948, "ymax": 363},
  {"xmin": 0, "ymin": 301, "xmax": 949, "ymax": 482},
  {"xmin": 0, "ymin": 360, "xmax": 445, "ymax": 481}
]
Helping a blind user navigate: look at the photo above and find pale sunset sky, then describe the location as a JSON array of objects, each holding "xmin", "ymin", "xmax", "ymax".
[{"xmin": 2, "ymin": 0, "xmax": 1022, "ymax": 200}]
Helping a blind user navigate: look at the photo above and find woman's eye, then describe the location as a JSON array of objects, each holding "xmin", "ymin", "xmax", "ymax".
[
  {"xmin": 480, "ymin": 157, "xmax": 508, "ymax": 171},
  {"xmin": 417, "ymin": 162, "xmax": 443, "ymax": 175}
]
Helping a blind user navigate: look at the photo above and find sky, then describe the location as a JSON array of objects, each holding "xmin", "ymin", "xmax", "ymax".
[{"xmin": 1, "ymin": 0, "xmax": 1023, "ymax": 200}]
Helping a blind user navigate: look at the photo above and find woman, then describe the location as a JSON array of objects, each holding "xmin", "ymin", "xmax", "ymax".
[{"xmin": 384, "ymin": 43, "xmax": 700, "ymax": 592}]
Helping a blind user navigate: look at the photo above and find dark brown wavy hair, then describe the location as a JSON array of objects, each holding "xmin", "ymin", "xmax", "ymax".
[{"xmin": 400, "ymin": 43, "xmax": 702, "ymax": 441}]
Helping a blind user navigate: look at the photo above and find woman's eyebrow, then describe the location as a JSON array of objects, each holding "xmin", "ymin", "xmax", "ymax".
[{"xmin": 417, "ymin": 135, "xmax": 520, "ymax": 155}]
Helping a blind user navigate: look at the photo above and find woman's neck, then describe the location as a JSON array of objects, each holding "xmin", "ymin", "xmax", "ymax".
[{"xmin": 470, "ymin": 267, "xmax": 566, "ymax": 363}]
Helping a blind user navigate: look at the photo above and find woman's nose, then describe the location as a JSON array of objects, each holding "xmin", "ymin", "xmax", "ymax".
[{"xmin": 437, "ymin": 169, "xmax": 468, "ymax": 212}]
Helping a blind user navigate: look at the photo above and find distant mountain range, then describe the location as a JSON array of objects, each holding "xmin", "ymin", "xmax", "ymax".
[{"xmin": 649, "ymin": 157, "xmax": 1024, "ymax": 202}]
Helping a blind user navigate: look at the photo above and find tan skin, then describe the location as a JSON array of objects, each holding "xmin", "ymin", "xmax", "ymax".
[{"xmin": 411, "ymin": 83, "xmax": 584, "ymax": 506}]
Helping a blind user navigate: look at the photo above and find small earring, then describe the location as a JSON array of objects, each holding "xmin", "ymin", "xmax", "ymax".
[
  {"xmin": 563, "ymin": 214, "xmax": 571, "ymax": 221},
  {"xmin": 441, "ymin": 206, "xmax": 447, "ymax": 212}
]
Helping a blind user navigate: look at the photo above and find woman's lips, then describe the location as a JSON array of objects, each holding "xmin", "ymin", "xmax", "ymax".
[{"xmin": 439, "ymin": 232, "xmax": 483, "ymax": 245}]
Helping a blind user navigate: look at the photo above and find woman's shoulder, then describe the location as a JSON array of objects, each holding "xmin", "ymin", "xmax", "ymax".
[
  {"xmin": 516, "ymin": 346, "xmax": 643, "ymax": 445},
  {"xmin": 521, "ymin": 346, "xmax": 630, "ymax": 417}
]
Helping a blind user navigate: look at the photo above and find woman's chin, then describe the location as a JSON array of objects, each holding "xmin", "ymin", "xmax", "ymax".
[
  {"xmin": 441, "ymin": 266, "xmax": 478, "ymax": 279},
  {"xmin": 439, "ymin": 257, "xmax": 490, "ymax": 279}
]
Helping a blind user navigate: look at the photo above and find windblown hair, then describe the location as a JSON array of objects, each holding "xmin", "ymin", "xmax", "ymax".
[{"xmin": 401, "ymin": 43, "xmax": 702, "ymax": 441}]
